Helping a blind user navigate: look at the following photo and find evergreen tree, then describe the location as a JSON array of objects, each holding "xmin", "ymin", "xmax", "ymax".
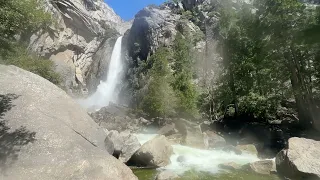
[
  {"xmin": 141, "ymin": 47, "xmax": 177, "ymax": 118},
  {"xmin": 172, "ymin": 32, "xmax": 198, "ymax": 118}
]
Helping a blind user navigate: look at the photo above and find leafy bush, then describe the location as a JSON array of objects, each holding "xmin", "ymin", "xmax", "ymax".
[
  {"xmin": 0, "ymin": 0, "xmax": 51, "ymax": 41},
  {"xmin": 0, "ymin": 45, "xmax": 61, "ymax": 85}
]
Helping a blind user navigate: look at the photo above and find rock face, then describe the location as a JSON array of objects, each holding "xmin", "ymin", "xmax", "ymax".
[
  {"xmin": 0, "ymin": 65, "xmax": 137, "ymax": 180},
  {"xmin": 29, "ymin": 0, "xmax": 131, "ymax": 93},
  {"xmin": 125, "ymin": 5, "xmax": 180, "ymax": 61},
  {"xmin": 276, "ymin": 137, "xmax": 320, "ymax": 179},
  {"xmin": 181, "ymin": 0, "xmax": 207, "ymax": 10},
  {"xmin": 130, "ymin": 135, "xmax": 173, "ymax": 167},
  {"xmin": 242, "ymin": 160, "xmax": 276, "ymax": 175},
  {"xmin": 107, "ymin": 130, "xmax": 141, "ymax": 163}
]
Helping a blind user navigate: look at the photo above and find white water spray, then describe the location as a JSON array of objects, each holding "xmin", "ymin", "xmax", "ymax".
[
  {"xmin": 80, "ymin": 36, "xmax": 123, "ymax": 109},
  {"xmin": 135, "ymin": 134, "xmax": 259, "ymax": 175}
]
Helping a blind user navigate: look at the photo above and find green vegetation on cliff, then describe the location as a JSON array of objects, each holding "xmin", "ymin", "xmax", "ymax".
[{"xmin": 0, "ymin": 0, "xmax": 60, "ymax": 84}]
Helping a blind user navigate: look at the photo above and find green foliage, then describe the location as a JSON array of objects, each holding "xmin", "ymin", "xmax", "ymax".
[
  {"xmin": 172, "ymin": 32, "xmax": 199, "ymax": 117},
  {"xmin": 0, "ymin": 44, "xmax": 61, "ymax": 84},
  {"xmin": 181, "ymin": 11, "xmax": 193, "ymax": 20},
  {"xmin": 141, "ymin": 47, "xmax": 177, "ymax": 117},
  {"xmin": 211, "ymin": 0, "xmax": 320, "ymax": 126},
  {"xmin": 0, "ymin": 0, "xmax": 60, "ymax": 85},
  {"xmin": 0, "ymin": 0, "xmax": 51, "ymax": 41}
]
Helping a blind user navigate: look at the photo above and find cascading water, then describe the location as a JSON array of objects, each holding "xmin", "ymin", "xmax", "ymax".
[
  {"xmin": 135, "ymin": 134, "xmax": 260, "ymax": 175},
  {"xmin": 79, "ymin": 36, "xmax": 123, "ymax": 109}
]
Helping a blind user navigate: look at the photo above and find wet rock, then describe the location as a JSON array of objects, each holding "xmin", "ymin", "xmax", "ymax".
[
  {"xmin": 130, "ymin": 135, "xmax": 173, "ymax": 167},
  {"xmin": 222, "ymin": 145, "xmax": 242, "ymax": 155},
  {"xmin": 158, "ymin": 123, "xmax": 176, "ymax": 136},
  {"xmin": 174, "ymin": 119, "xmax": 205, "ymax": 149},
  {"xmin": 236, "ymin": 144, "xmax": 258, "ymax": 156},
  {"xmin": 203, "ymin": 131, "xmax": 226, "ymax": 149},
  {"xmin": 218, "ymin": 162, "xmax": 241, "ymax": 171},
  {"xmin": 156, "ymin": 170, "xmax": 180, "ymax": 180},
  {"xmin": 242, "ymin": 160, "xmax": 276, "ymax": 175},
  {"xmin": 276, "ymin": 137, "xmax": 320, "ymax": 179}
]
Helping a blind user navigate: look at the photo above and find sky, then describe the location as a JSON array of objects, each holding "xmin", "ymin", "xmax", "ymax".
[{"xmin": 105, "ymin": 0, "xmax": 166, "ymax": 21}]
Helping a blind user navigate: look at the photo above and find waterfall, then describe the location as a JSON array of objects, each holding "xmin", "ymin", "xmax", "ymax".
[{"xmin": 79, "ymin": 36, "xmax": 123, "ymax": 109}]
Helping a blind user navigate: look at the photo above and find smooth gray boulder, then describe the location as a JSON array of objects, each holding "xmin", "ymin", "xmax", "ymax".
[
  {"xmin": 276, "ymin": 137, "xmax": 320, "ymax": 180},
  {"xmin": 130, "ymin": 135, "xmax": 173, "ymax": 167},
  {"xmin": 218, "ymin": 162, "xmax": 241, "ymax": 171},
  {"xmin": 107, "ymin": 130, "xmax": 141, "ymax": 163},
  {"xmin": 242, "ymin": 160, "xmax": 276, "ymax": 175},
  {"xmin": 0, "ymin": 65, "xmax": 137, "ymax": 180},
  {"xmin": 203, "ymin": 131, "xmax": 226, "ymax": 149},
  {"xmin": 236, "ymin": 144, "xmax": 258, "ymax": 156}
]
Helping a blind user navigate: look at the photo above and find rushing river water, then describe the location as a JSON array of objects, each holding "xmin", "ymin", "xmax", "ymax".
[{"xmin": 133, "ymin": 134, "xmax": 280, "ymax": 180}]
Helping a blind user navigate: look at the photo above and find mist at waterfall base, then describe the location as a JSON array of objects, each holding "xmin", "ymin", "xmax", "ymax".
[
  {"xmin": 135, "ymin": 134, "xmax": 260, "ymax": 175},
  {"xmin": 79, "ymin": 36, "xmax": 123, "ymax": 110}
]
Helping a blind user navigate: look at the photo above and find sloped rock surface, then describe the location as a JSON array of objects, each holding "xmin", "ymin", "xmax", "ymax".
[{"xmin": 0, "ymin": 65, "xmax": 137, "ymax": 180}]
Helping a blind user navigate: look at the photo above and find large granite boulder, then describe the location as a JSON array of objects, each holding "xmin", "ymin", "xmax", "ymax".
[
  {"xmin": 0, "ymin": 65, "xmax": 137, "ymax": 180},
  {"xmin": 236, "ymin": 144, "xmax": 258, "ymax": 156},
  {"xmin": 130, "ymin": 135, "xmax": 173, "ymax": 167},
  {"xmin": 276, "ymin": 137, "xmax": 320, "ymax": 179},
  {"xmin": 203, "ymin": 131, "xmax": 226, "ymax": 149},
  {"xmin": 242, "ymin": 160, "xmax": 276, "ymax": 175},
  {"xmin": 107, "ymin": 130, "xmax": 141, "ymax": 163}
]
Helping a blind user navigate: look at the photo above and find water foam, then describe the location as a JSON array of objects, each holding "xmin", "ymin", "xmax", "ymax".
[{"xmin": 135, "ymin": 134, "xmax": 259, "ymax": 175}]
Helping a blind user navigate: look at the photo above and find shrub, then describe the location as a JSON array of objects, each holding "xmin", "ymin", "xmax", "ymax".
[{"xmin": 0, "ymin": 44, "xmax": 61, "ymax": 85}]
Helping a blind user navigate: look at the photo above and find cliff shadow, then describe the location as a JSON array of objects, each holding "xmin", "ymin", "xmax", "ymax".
[{"xmin": 0, "ymin": 94, "xmax": 36, "ymax": 174}]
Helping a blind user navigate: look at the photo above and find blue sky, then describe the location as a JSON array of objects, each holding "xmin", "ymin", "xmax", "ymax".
[{"xmin": 105, "ymin": 0, "xmax": 166, "ymax": 21}]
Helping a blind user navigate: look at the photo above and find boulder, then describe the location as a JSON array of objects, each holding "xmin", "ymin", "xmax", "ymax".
[
  {"xmin": 107, "ymin": 130, "xmax": 141, "ymax": 163},
  {"xmin": 218, "ymin": 162, "xmax": 241, "ymax": 171},
  {"xmin": 130, "ymin": 135, "xmax": 173, "ymax": 167},
  {"xmin": 90, "ymin": 105, "xmax": 150, "ymax": 133},
  {"xmin": 236, "ymin": 144, "xmax": 258, "ymax": 156},
  {"xmin": 119, "ymin": 134, "xmax": 141, "ymax": 163},
  {"xmin": 203, "ymin": 131, "xmax": 226, "ymax": 149},
  {"xmin": 0, "ymin": 65, "xmax": 137, "ymax": 180},
  {"xmin": 157, "ymin": 123, "xmax": 176, "ymax": 136},
  {"xmin": 242, "ymin": 160, "xmax": 276, "ymax": 175},
  {"xmin": 174, "ymin": 119, "xmax": 205, "ymax": 149},
  {"xmin": 222, "ymin": 145, "xmax": 242, "ymax": 155},
  {"xmin": 276, "ymin": 137, "xmax": 320, "ymax": 179},
  {"xmin": 156, "ymin": 170, "xmax": 180, "ymax": 180}
]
